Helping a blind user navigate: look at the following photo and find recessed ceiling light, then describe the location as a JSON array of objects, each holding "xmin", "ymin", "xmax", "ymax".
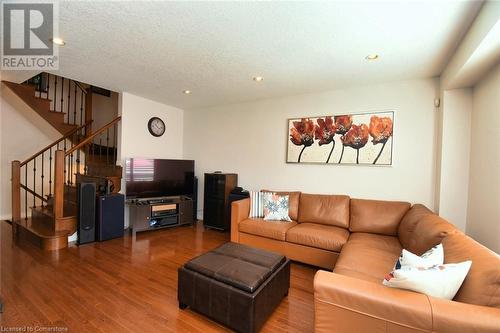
[
  {"xmin": 51, "ymin": 37, "xmax": 65, "ymax": 46},
  {"xmin": 253, "ymin": 76, "xmax": 264, "ymax": 82},
  {"xmin": 365, "ymin": 54, "xmax": 379, "ymax": 61},
  {"xmin": 183, "ymin": 90, "xmax": 191, "ymax": 94}
]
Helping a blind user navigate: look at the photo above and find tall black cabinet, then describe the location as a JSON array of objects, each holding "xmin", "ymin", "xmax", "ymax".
[{"xmin": 203, "ymin": 173, "xmax": 237, "ymax": 230}]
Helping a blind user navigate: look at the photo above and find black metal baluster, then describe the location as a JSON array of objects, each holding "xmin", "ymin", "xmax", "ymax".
[
  {"xmin": 41, "ymin": 153, "xmax": 44, "ymax": 207},
  {"xmin": 33, "ymin": 158, "xmax": 36, "ymax": 208},
  {"xmin": 49, "ymin": 147, "xmax": 53, "ymax": 197},
  {"xmin": 37, "ymin": 74, "xmax": 41, "ymax": 98},
  {"xmin": 112, "ymin": 124, "xmax": 117, "ymax": 166},
  {"xmin": 80, "ymin": 90, "xmax": 84, "ymax": 126},
  {"xmin": 63, "ymin": 139, "xmax": 67, "ymax": 185},
  {"xmin": 45, "ymin": 73, "xmax": 50, "ymax": 99},
  {"xmin": 60, "ymin": 77, "xmax": 64, "ymax": 115},
  {"xmin": 74, "ymin": 81, "xmax": 77, "ymax": 125},
  {"xmin": 76, "ymin": 144, "xmax": 81, "ymax": 178},
  {"xmin": 54, "ymin": 75, "xmax": 57, "ymax": 112},
  {"xmin": 68, "ymin": 80, "xmax": 71, "ymax": 124},
  {"xmin": 106, "ymin": 128, "xmax": 110, "ymax": 165},
  {"xmin": 25, "ymin": 166, "xmax": 28, "ymax": 220},
  {"xmin": 99, "ymin": 136, "xmax": 103, "ymax": 163}
]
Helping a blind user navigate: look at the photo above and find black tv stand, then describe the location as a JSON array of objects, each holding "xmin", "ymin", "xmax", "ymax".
[{"xmin": 128, "ymin": 196, "xmax": 194, "ymax": 236}]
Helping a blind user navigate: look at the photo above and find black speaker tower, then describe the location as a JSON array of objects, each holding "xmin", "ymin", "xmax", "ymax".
[
  {"xmin": 193, "ymin": 176, "xmax": 198, "ymax": 220},
  {"xmin": 77, "ymin": 182, "xmax": 96, "ymax": 244}
]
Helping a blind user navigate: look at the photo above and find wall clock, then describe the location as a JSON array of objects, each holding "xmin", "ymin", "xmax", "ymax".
[{"xmin": 148, "ymin": 117, "xmax": 165, "ymax": 137}]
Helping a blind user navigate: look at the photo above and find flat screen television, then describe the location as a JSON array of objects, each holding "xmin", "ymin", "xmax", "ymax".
[{"xmin": 125, "ymin": 158, "xmax": 194, "ymax": 199}]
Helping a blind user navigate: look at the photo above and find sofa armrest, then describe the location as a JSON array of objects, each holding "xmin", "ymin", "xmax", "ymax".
[
  {"xmin": 314, "ymin": 270, "xmax": 432, "ymax": 332},
  {"xmin": 230, "ymin": 198, "xmax": 250, "ymax": 243},
  {"xmin": 429, "ymin": 296, "xmax": 500, "ymax": 333},
  {"xmin": 314, "ymin": 271, "xmax": 500, "ymax": 333}
]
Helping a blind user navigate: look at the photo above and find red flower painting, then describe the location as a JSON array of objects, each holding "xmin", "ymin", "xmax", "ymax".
[
  {"xmin": 290, "ymin": 118, "xmax": 315, "ymax": 162},
  {"xmin": 314, "ymin": 117, "xmax": 337, "ymax": 163},
  {"xmin": 341, "ymin": 124, "xmax": 369, "ymax": 164},
  {"xmin": 288, "ymin": 112, "xmax": 393, "ymax": 165},
  {"xmin": 369, "ymin": 116, "xmax": 393, "ymax": 164}
]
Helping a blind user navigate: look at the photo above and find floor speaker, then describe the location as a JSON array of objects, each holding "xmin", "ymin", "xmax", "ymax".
[
  {"xmin": 77, "ymin": 182, "xmax": 96, "ymax": 244},
  {"xmin": 193, "ymin": 176, "xmax": 198, "ymax": 220},
  {"xmin": 96, "ymin": 193, "xmax": 125, "ymax": 241}
]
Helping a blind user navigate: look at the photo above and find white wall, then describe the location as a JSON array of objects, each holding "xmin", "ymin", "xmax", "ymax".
[
  {"xmin": 118, "ymin": 92, "xmax": 184, "ymax": 227},
  {"xmin": 0, "ymin": 84, "xmax": 60, "ymax": 220},
  {"xmin": 438, "ymin": 89, "xmax": 472, "ymax": 231},
  {"xmin": 118, "ymin": 92, "xmax": 183, "ymax": 161},
  {"xmin": 467, "ymin": 63, "xmax": 500, "ymax": 253},
  {"xmin": 92, "ymin": 91, "xmax": 119, "ymax": 146},
  {"xmin": 184, "ymin": 79, "xmax": 439, "ymax": 220}
]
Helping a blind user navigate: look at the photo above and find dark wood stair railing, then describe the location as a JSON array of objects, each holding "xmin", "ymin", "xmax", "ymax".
[
  {"xmin": 11, "ymin": 121, "xmax": 92, "ymax": 248},
  {"xmin": 52, "ymin": 116, "xmax": 122, "ymax": 238}
]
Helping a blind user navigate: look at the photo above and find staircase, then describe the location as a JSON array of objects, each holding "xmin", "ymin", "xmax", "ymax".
[{"xmin": 4, "ymin": 73, "xmax": 122, "ymax": 250}]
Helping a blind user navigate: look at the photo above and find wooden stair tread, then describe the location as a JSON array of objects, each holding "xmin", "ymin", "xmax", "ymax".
[
  {"xmin": 16, "ymin": 218, "xmax": 69, "ymax": 238},
  {"xmin": 32, "ymin": 205, "xmax": 76, "ymax": 219}
]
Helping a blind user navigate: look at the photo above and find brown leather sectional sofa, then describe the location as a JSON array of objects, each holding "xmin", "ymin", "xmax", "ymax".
[{"xmin": 230, "ymin": 192, "xmax": 500, "ymax": 333}]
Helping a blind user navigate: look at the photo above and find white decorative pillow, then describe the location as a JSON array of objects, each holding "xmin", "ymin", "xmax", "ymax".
[
  {"xmin": 383, "ymin": 261, "xmax": 472, "ymax": 300},
  {"xmin": 248, "ymin": 191, "xmax": 264, "ymax": 218},
  {"xmin": 395, "ymin": 244, "xmax": 444, "ymax": 269},
  {"xmin": 263, "ymin": 193, "xmax": 292, "ymax": 222}
]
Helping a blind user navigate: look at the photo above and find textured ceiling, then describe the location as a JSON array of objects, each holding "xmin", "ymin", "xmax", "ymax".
[{"xmin": 9, "ymin": 1, "xmax": 484, "ymax": 109}]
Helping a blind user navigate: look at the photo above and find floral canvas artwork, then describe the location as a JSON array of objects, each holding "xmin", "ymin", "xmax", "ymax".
[{"xmin": 287, "ymin": 111, "xmax": 394, "ymax": 165}]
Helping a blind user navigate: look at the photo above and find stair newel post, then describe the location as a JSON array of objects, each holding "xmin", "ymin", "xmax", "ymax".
[
  {"xmin": 11, "ymin": 161, "xmax": 21, "ymax": 236},
  {"xmin": 53, "ymin": 150, "xmax": 65, "ymax": 220}
]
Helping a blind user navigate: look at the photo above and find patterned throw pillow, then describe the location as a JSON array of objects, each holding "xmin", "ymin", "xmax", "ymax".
[
  {"xmin": 248, "ymin": 191, "xmax": 265, "ymax": 218},
  {"xmin": 263, "ymin": 193, "xmax": 292, "ymax": 222},
  {"xmin": 394, "ymin": 244, "xmax": 444, "ymax": 269},
  {"xmin": 383, "ymin": 261, "xmax": 472, "ymax": 300}
]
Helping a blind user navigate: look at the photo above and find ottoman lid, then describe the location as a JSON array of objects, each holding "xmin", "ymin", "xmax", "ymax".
[{"xmin": 184, "ymin": 243, "xmax": 286, "ymax": 293}]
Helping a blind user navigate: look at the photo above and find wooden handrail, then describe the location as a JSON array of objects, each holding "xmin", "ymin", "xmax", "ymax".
[
  {"xmin": 66, "ymin": 116, "xmax": 121, "ymax": 156},
  {"xmin": 20, "ymin": 120, "xmax": 93, "ymax": 167},
  {"xmin": 20, "ymin": 184, "xmax": 48, "ymax": 202},
  {"xmin": 74, "ymin": 81, "xmax": 88, "ymax": 94}
]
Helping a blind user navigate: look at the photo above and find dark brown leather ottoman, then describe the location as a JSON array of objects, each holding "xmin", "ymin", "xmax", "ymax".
[{"xmin": 178, "ymin": 242, "xmax": 290, "ymax": 333}]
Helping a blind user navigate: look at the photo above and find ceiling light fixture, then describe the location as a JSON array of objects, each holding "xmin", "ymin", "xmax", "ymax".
[
  {"xmin": 365, "ymin": 54, "xmax": 379, "ymax": 61},
  {"xmin": 183, "ymin": 90, "xmax": 191, "ymax": 94},
  {"xmin": 253, "ymin": 76, "xmax": 264, "ymax": 82},
  {"xmin": 51, "ymin": 37, "xmax": 65, "ymax": 46}
]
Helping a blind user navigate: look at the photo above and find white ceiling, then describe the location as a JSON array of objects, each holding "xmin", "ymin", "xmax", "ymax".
[{"xmin": 5, "ymin": 1, "xmax": 484, "ymax": 109}]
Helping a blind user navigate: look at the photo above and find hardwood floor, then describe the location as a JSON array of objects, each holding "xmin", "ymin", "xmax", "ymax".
[{"xmin": 0, "ymin": 221, "xmax": 316, "ymax": 332}]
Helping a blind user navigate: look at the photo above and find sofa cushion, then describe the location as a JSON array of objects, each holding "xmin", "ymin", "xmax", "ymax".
[
  {"xmin": 398, "ymin": 204, "xmax": 434, "ymax": 251},
  {"xmin": 261, "ymin": 190, "xmax": 300, "ymax": 221},
  {"xmin": 398, "ymin": 205, "xmax": 457, "ymax": 255},
  {"xmin": 286, "ymin": 223, "xmax": 349, "ymax": 252},
  {"xmin": 442, "ymin": 232, "xmax": 500, "ymax": 308},
  {"xmin": 350, "ymin": 199, "xmax": 411, "ymax": 236},
  {"xmin": 298, "ymin": 193, "xmax": 350, "ymax": 228},
  {"xmin": 334, "ymin": 233, "xmax": 402, "ymax": 282},
  {"xmin": 239, "ymin": 218, "xmax": 297, "ymax": 241}
]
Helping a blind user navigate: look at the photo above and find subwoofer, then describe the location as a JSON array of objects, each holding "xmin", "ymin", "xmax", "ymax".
[
  {"xmin": 96, "ymin": 193, "xmax": 125, "ymax": 241},
  {"xmin": 77, "ymin": 182, "xmax": 96, "ymax": 245}
]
